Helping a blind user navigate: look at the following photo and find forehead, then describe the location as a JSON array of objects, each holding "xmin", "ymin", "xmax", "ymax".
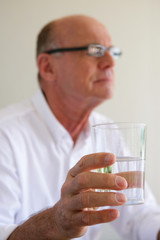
[{"xmin": 55, "ymin": 16, "xmax": 112, "ymax": 47}]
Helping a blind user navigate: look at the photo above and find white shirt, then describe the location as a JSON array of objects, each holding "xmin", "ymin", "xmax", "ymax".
[{"xmin": 0, "ymin": 88, "xmax": 160, "ymax": 240}]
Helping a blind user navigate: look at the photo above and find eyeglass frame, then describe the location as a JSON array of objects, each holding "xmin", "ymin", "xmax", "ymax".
[{"xmin": 44, "ymin": 43, "xmax": 122, "ymax": 59}]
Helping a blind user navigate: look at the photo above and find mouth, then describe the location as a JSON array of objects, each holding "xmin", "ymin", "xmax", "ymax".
[
  {"xmin": 93, "ymin": 69, "xmax": 113, "ymax": 84},
  {"xmin": 94, "ymin": 78, "xmax": 111, "ymax": 83}
]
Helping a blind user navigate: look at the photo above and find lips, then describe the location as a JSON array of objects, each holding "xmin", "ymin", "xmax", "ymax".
[{"xmin": 94, "ymin": 69, "xmax": 113, "ymax": 83}]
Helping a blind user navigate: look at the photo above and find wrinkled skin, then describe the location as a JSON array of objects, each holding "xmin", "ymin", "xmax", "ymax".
[{"xmin": 54, "ymin": 152, "xmax": 127, "ymax": 239}]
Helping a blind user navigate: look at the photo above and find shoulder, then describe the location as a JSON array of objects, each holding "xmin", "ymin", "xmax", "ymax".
[{"xmin": 0, "ymin": 99, "xmax": 35, "ymax": 129}]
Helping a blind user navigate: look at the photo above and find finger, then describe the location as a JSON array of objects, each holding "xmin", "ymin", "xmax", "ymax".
[
  {"xmin": 62, "ymin": 171, "xmax": 127, "ymax": 196},
  {"xmin": 67, "ymin": 191, "xmax": 127, "ymax": 210},
  {"xmin": 116, "ymin": 171, "xmax": 144, "ymax": 188},
  {"xmin": 68, "ymin": 152, "xmax": 115, "ymax": 179},
  {"xmin": 72, "ymin": 209, "xmax": 120, "ymax": 226}
]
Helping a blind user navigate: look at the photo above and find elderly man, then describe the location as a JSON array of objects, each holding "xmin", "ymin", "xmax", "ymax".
[{"xmin": 0, "ymin": 15, "xmax": 160, "ymax": 240}]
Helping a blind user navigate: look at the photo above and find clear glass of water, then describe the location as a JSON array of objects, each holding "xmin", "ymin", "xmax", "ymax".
[{"xmin": 91, "ymin": 122, "xmax": 147, "ymax": 205}]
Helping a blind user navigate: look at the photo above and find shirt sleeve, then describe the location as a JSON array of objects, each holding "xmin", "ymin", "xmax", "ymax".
[
  {"xmin": 110, "ymin": 183, "xmax": 160, "ymax": 240},
  {"xmin": 0, "ymin": 130, "xmax": 21, "ymax": 240}
]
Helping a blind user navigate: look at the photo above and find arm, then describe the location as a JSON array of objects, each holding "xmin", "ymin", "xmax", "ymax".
[{"xmin": 8, "ymin": 152, "xmax": 127, "ymax": 240}]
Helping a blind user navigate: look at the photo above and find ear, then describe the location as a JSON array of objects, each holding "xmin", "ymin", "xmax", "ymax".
[{"xmin": 37, "ymin": 53, "xmax": 56, "ymax": 82}]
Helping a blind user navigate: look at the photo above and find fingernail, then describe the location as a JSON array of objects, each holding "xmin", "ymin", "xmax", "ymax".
[
  {"xmin": 115, "ymin": 193, "xmax": 127, "ymax": 203},
  {"xmin": 110, "ymin": 210, "xmax": 120, "ymax": 219},
  {"xmin": 115, "ymin": 176, "xmax": 127, "ymax": 188},
  {"xmin": 104, "ymin": 153, "xmax": 114, "ymax": 163}
]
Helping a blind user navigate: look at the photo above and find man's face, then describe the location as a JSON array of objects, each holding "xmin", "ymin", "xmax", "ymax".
[{"xmin": 53, "ymin": 17, "xmax": 115, "ymax": 107}]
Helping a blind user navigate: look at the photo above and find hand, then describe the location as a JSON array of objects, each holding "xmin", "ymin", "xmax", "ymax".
[{"xmin": 54, "ymin": 152, "xmax": 128, "ymax": 239}]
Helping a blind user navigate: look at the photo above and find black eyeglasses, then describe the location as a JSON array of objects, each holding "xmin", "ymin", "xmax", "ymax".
[{"xmin": 44, "ymin": 43, "xmax": 122, "ymax": 59}]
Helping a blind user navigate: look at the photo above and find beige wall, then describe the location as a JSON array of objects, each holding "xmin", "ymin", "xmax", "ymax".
[{"xmin": 1, "ymin": 0, "xmax": 160, "ymax": 212}]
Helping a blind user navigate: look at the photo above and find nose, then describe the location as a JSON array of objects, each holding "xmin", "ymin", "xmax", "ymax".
[{"xmin": 98, "ymin": 51, "xmax": 115, "ymax": 70}]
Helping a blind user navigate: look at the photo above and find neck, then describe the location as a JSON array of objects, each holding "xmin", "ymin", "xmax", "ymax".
[{"xmin": 43, "ymin": 89, "xmax": 95, "ymax": 143}]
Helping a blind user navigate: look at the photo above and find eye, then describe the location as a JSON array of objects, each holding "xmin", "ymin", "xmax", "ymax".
[{"xmin": 88, "ymin": 45, "xmax": 105, "ymax": 57}]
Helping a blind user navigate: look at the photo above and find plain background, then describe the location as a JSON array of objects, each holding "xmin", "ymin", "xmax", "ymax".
[{"xmin": 1, "ymin": 1, "xmax": 160, "ymax": 239}]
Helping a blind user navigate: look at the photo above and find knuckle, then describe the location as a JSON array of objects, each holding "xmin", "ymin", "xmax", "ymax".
[
  {"xmin": 80, "ymin": 192, "xmax": 90, "ymax": 208},
  {"xmin": 68, "ymin": 168, "xmax": 74, "ymax": 177},
  {"xmin": 75, "ymin": 172, "xmax": 88, "ymax": 189},
  {"xmin": 80, "ymin": 154, "xmax": 88, "ymax": 161},
  {"xmin": 60, "ymin": 198, "xmax": 68, "ymax": 211},
  {"xmin": 103, "ymin": 173, "xmax": 115, "ymax": 189},
  {"xmin": 78, "ymin": 155, "xmax": 86, "ymax": 167},
  {"xmin": 81, "ymin": 211, "xmax": 90, "ymax": 225},
  {"xmin": 61, "ymin": 182, "xmax": 68, "ymax": 197}
]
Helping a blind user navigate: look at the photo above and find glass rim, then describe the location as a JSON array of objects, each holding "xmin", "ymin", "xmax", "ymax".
[{"xmin": 91, "ymin": 122, "xmax": 146, "ymax": 130}]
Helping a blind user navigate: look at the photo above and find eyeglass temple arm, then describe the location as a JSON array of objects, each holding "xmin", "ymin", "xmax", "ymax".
[{"xmin": 45, "ymin": 46, "xmax": 88, "ymax": 54}]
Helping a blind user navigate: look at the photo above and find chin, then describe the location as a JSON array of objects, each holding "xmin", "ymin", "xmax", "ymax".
[
  {"xmin": 93, "ymin": 84, "xmax": 114, "ymax": 98},
  {"xmin": 91, "ymin": 94, "xmax": 113, "ymax": 108},
  {"xmin": 97, "ymin": 90, "xmax": 114, "ymax": 100}
]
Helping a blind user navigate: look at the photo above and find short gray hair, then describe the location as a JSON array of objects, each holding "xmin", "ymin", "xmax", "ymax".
[{"xmin": 36, "ymin": 21, "xmax": 59, "ymax": 82}]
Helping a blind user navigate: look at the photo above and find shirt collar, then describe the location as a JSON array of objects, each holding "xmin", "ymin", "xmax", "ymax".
[
  {"xmin": 32, "ymin": 88, "xmax": 73, "ymax": 145},
  {"xmin": 32, "ymin": 88, "xmax": 92, "ymax": 146}
]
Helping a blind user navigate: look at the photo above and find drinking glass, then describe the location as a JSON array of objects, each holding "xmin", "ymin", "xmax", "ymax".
[{"xmin": 91, "ymin": 122, "xmax": 147, "ymax": 205}]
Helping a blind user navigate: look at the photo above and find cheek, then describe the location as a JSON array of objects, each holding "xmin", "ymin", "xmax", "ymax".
[
  {"xmin": 57, "ymin": 56, "xmax": 97, "ymax": 92},
  {"xmin": 78, "ymin": 64, "xmax": 96, "ymax": 86},
  {"xmin": 67, "ymin": 66, "xmax": 95, "ymax": 97}
]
